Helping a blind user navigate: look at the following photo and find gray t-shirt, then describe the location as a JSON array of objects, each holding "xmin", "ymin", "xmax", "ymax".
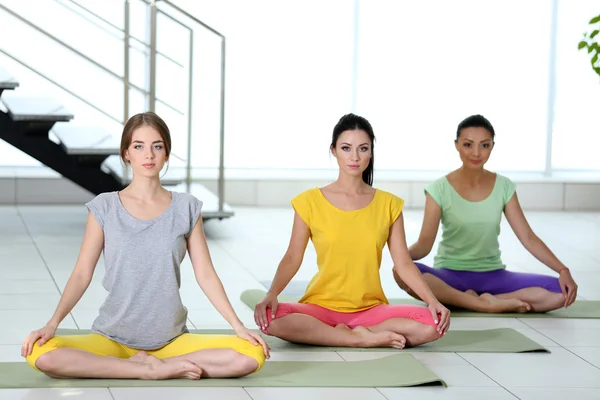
[{"xmin": 85, "ymin": 191, "xmax": 202, "ymax": 350}]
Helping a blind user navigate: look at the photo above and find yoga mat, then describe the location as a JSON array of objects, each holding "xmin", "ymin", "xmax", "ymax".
[
  {"xmin": 246, "ymin": 288, "xmax": 600, "ymax": 318},
  {"xmin": 56, "ymin": 327, "xmax": 548, "ymax": 353},
  {"xmin": 0, "ymin": 354, "xmax": 446, "ymax": 388}
]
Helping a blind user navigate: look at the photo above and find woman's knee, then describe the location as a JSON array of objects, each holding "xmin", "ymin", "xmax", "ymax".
[
  {"xmin": 229, "ymin": 337, "xmax": 266, "ymax": 373},
  {"xmin": 401, "ymin": 321, "xmax": 440, "ymax": 347},
  {"xmin": 264, "ymin": 313, "xmax": 299, "ymax": 337},
  {"xmin": 31, "ymin": 349, "xmax": 59, "ymax": 373},
  {"xmin": 263, "ymin": 303, "xmax": 298, "ymax": 334},
  {"xmin": 544, "ymin": 291, "xmax": 567, "ymax": 311},
  {"xmin": 265, "ymin": 303, "xmax": 333, "ymax": 335},
  {"xmin": 231, "ymin": 351, "xmax": 261, "ymax": 376},
  {"xmin": 418, "ymin": 323, "xmax": 441, "ymax": 344},
  {"xmin": 26, "ymin": 337, "xmax": 60, "ymax": 371}
]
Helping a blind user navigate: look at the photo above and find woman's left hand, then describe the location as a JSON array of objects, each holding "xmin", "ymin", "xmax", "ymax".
[
  {"xmin": 235, "ymin": 326, "xmax": 271, "ymax": 358},
  {"xmin": 428, "ymin": 301, "xmax": 451, "ymax": 336},
  {"xmin": 558, "ymin": 269, "xmax": 578, "ymax": 308}
]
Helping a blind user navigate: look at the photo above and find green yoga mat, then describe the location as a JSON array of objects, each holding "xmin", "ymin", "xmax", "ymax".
[
  {"xmin": 0, "ymin": 354, "xmax": 445, "ymax": 388},
  {"xmin": 243, "ymin": 289, "xmax": 600, "ymax": 318},
  {"xmin": 55, "ymin": 327, "xmax": 548, "ymax": 353}
]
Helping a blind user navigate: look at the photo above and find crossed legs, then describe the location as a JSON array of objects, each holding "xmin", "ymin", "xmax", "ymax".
[
  {"xmin": 264, "ymin": 302, "xmax": 440, "ymax": 349},
  {"xmin": 27, "ymin": 333, "xmax": 265, "ymax": 380},
  {"xmin": 394, "ymin": 263, "xmax": 565, "ymax": 313}
]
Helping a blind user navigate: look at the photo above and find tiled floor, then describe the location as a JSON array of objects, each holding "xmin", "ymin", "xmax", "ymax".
[{"xmin": 1, "ymin": 204, "xmax": 599, "ymax": 399}]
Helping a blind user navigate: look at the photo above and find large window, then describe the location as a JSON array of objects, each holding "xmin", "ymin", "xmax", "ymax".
[
  {"xmin": 185, "ymin": 0, "xmax": 355, "ymax": 172},
  {"xmin": 1, "ymin": 0, "xmax": 599, "ymax": 176},
  {"xmin": 552, "ymin": 0, "xmax": 600, "ymax": 170},
  {"xmin": 355, "ymin": 0, "xmax": 551, "ymax": 172}
]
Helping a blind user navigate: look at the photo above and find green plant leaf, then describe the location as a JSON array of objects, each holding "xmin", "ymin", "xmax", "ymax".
[
  {"xmin": 590, "ymin": 15, "xmax": 600, "ymax": 24},
  {"xmin": 591, "ymin": 30, "xmax": 600, "ymax": 39},
  {"xmin": 579, "ymin": 41, "xmax": 588, "ymax": 49},
  {"xmin": 593, "ymin": 54, "xmax": 599, "ymax": 65}
]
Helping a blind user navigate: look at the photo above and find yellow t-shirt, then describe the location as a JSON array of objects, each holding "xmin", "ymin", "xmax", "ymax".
[{"xmin": 293, "ymin": 188, "xmax": 404, "ymax": 312}]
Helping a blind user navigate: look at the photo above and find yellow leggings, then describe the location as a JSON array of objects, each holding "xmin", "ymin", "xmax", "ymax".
[{"xmin": 26, "ymin": 333, "xmax": 266, "ymax": 373}]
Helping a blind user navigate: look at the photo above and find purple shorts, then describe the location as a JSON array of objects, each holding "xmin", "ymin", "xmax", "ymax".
[{"xmin": 415, "ymin": 263, "xmax": 562, "ymax": 295}]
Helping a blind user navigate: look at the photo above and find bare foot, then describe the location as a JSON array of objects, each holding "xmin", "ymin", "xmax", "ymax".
[
  {"xmin": 465, "ymin": 289, "xmax": 478, "ymax": 297},
  {"xmin": 480, "ymin": 293, "xmax": 531, "ymax": 313},
  {"xmin": 129, "ymin": 351, "xmax": 149, "ymax": 363},
  {"xmin": 352, "ymin": 326, "xmax": 406, "ymax": 349},
  {"xmin": 142, "ymin": 355, "xmax": 202, "ymax": 380}
]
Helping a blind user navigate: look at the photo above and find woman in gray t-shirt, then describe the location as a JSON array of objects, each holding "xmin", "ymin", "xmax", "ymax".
[{"xmin": 21, "ymin": 112, "xmax": 269, "ymax": 380}]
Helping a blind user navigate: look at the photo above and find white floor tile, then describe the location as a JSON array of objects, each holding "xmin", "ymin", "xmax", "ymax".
[
  {"xmin": 460, "ymin": 347, "xmax": 600, "ymax": 387},
  {"xmin": 519, "ymin": 318, "xmax": 600, "ymax": 330},
  {"xmin": 507, "ymin": 387, "xmax": 600, "ymax": 400},
  {"xmin": 0, "ymin": 328, "xmax": 34, "ymax": 345},
  {"xmin": 0, "ymin": 310, "xmax": 77, "ymax": 330},
  {"xmin": 110, "ymin": 387, "xmax": 252, "ymax": 400},
  {"xmin": 566, "ymin": 346, "xmax": 600, "ymax": 368},
  {"xmin": 0, "ymin": 311, "xmax": 78, "ymax": 344},
  {"xmin": 0, "ymin": 294, "xmax": 60, "ymax": 310},
  {"xmin": 245, "ymin": 388, "xmax": 387, "ymax": 400},
  {"xmin": 70, "ymin": 310, "xmax": 97, "ymax": 329},
  {"xmin": 0, "ymin": 345, "xmax": 24, "ymax": 362},
  {"xmin": 535, "ymin": 328, "xmax": 600, "ymax": 347},
  {"xmin": 0, "ymin": 388, "xmax": 113, "ymax": 400},
  {"xmin": 0, "ymin": 256, "xmax": 48, "ymax": 271},
  {"xmin": 0, "ymin": 266, "xmax": 52, "ymax": 280},
  {"xmin": 73, "ymin": 296, "xmax": 106, "ymax": 310},
  {"xmin": 0, "ymin": 280, "xmax": 58, "ymax": 294},
  {"xmin": 379, "ymin": 387, "xmax": 517, "ymax": 400}
]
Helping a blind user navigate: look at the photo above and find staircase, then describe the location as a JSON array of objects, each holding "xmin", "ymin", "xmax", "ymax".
[
  {"xmin": 0, "ymin": 0, "xmax": 233, "ymax": 221},
  {"xmin": 0, "ymin": 67, "xmax": 179, "ymax": 194}
]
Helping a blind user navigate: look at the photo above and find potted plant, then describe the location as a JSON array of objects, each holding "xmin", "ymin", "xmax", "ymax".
[{"xmin": 579, "ymin": 14, "xmax": 600, "ymax": 78}]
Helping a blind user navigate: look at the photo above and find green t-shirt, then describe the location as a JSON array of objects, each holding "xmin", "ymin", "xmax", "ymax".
[{"xmin": 426, "ymin": 174, "xmax": 516, "ymax": 272}]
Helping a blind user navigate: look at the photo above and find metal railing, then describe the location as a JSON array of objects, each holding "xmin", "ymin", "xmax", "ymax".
[
  {"xmin": 0, "ymin": 0, "xmax": 227, "ymax": 212},
  {"xmin": 146, "ymin": 0, "xmax": 227, "ymax": 210}
]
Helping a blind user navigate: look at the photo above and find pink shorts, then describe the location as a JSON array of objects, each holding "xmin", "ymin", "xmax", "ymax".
[{"xmin": 262, "ymin": 302, "xmax": 436, "ymax": 335}]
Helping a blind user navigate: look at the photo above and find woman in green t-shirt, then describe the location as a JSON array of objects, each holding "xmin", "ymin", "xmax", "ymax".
[{"xmin": 394, "ymin": 115, "xmax": 578, "ymax": 313}]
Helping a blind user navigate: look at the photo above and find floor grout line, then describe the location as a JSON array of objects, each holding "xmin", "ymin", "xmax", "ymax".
[
  {"xmin": 15, "ymin": 206, "xmax": 81, "ymax": 330},
  {"xmin": 456, "ymin": 353, "xmax": 520, "ymax": 399},
  {"xmin": 242, "ymin": 387, "xmax": 254, "ymax": 399},
  {"xmin": 375, "ymin": 387, "xmax": 391, "ymax": 399},
  {"xmin": 517, "ymin": 318, "xmax": 600, "ymax": 370}
]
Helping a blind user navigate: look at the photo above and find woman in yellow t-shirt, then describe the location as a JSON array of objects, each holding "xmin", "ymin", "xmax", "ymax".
[{"xmin": 254, "ymin": 114, "xmax": 450, "ymax": 349}]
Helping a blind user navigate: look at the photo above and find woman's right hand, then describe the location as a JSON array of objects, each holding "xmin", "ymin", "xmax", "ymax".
[
  {"xmin": 254, "ymin": 293, "xmax": 279, "ymax": 330},
  {"xmin": 21, "ymin": 324, "xmax": 56, "ymax": 357}
]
